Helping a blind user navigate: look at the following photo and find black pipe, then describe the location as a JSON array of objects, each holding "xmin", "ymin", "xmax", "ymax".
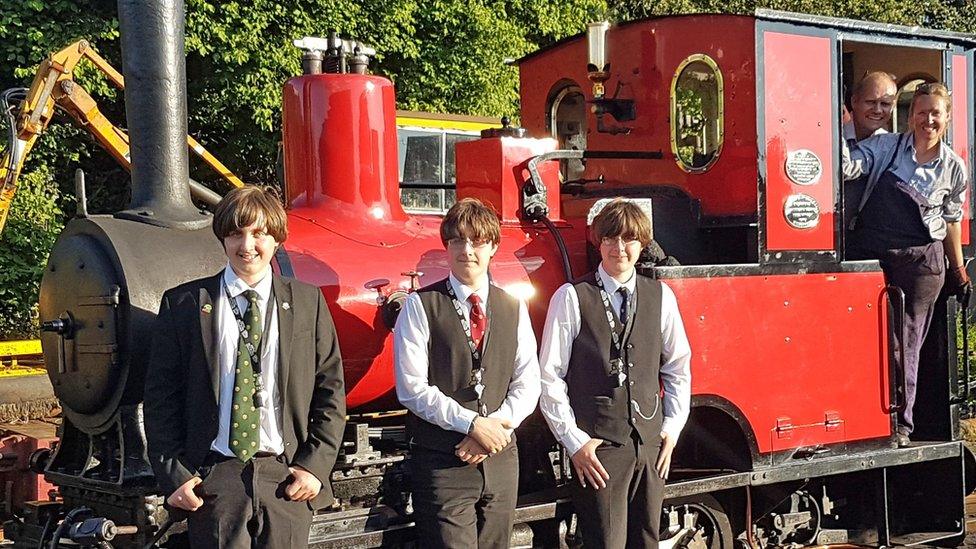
[
  {"xmin": 116, "ymin": 0, "xmax": 208, "ymax": 229},
  {"xmin": 582, "ymin": 150, "xmax": 663, "ymax": 159},
  {"xmin": 539, "ymin": 215, "xmax": 574, "ymax": 282}
]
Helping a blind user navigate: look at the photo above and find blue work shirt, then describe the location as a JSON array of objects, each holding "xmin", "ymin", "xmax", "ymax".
[{"xmin": 842, "ymin": 132, "xmax": 969, "ymax": 241}]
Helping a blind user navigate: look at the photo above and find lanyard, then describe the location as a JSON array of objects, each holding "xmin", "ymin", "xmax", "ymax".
[
  {"xmin": 223, "ymin": 282, "xmax": 274, "ymax": 409},
  {"xmin": 595, "ymin": 271, "xmax": 636, "ymax": 387},
  {"xmin": 444, "ymin": 281, "xmax": 491, "ymax": 416}
]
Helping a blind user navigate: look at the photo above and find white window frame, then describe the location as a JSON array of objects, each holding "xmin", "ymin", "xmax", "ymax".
[{"xmin": 398, "ymin": 125, "xmax": 481, "ymax": 215}]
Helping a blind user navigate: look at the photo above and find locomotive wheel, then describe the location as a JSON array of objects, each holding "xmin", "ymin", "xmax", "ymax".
[{"xmin": 661, "ymin": 494, "xmax": 734, "ymax": 549}]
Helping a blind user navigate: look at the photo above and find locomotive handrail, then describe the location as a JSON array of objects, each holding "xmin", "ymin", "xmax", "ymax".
[
  {"xmin": 523, "ymin": 149, "xmax": 665, "ymax": 282},
  {"xmin": 885, "ymin": 284, "xmax": 907, "ymax": 413},
  {"xmin": 524, "ymin": 149, "xmax": 664, "ymax": 223}
]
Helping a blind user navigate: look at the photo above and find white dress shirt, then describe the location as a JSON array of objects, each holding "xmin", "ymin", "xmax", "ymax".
[
  {"xmin": 538, "ymin": 265, "xmax": 692, "ymax": 456},
  {"xmin": 211, "ymin": 265, "xmax": 285, "ymax": 456},
  {"xmin": 394, "ymin": 273, "xmax": 541, "ymax": 435}
]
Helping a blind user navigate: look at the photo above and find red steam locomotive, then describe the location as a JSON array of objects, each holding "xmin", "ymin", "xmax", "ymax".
[{"xmin": 7, "ymin": 4, "xmax": 976, "ymax": 548}]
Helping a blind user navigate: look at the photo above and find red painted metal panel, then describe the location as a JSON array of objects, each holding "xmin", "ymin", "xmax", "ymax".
[
  {"xmin": 282, "ymin": 116, "xmax": 572, "ymax": 409},
  {"xmin": 518, "ymin": 16, "xmax": 759, "ymax": 221},
  {"xmin": 951, "ymin": 54, "xmax": 970, "ymax": 245},
  {"xmin": 282, "ymin": 73, "xmax": 406, "ymax": 221},
  {"xmin": 662, "ymin": 271, "xmax": 892, "ymax": 453},
  {"xmin": 763, "ymin": 32, "xmax": 835, "ymax": 251},
  {"xmin": 0, "ymin": 423, "xmax": 57, "ymax": 513},
  {"xmin": 455, "ymin": 137, "xmax": 561, "ymax": 222}
]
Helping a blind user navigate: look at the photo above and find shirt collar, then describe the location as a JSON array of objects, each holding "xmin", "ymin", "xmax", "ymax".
[
  {"xmin": 597, "ymin": 264, "xmax": 636, "ymax": 294},
  {"xmin": 906, "ymin": 134, "xmax": 948, "ymax": 168},
  {"xmin": 448, "ymin": 272, "xmax": 489, "ymax": 304},
  {"xmin": 223, "ymin": 263, "xmax": 273, "ymax": 302},
  {"xmin": 936, "ymin": 139, "xmax": 953, "ymax": 165}
]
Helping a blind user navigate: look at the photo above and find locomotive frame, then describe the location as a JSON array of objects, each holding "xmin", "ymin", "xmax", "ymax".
[{"xmin": 5, "ymin": 4, "xmax": 976, "ymax": 549}]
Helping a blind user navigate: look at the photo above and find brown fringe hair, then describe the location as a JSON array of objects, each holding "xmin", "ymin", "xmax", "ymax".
[
  {"xmin": 591, "ymin": 198, "xmax": 652, "ymax": 247},
  {"xmin": 212, "ymin": 186, "xmax": 288, "ymax": 243},
  {"xmin": 440, "ymin": 198, "xmax": 501, "ymax": 246},
  {"xmin": 911, "ymin": 82, "xmax": 951, "ymax": 114}
]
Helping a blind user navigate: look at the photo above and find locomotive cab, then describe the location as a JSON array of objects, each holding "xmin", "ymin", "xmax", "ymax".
[{"xmin": 518, "ymin": 10, "xmax": 975, "ymax": 546}]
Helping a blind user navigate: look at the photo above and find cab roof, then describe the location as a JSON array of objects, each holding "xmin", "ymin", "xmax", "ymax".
[{"xmin": 517, "ymin": 9, "xmax": 976, "ymax": 65}]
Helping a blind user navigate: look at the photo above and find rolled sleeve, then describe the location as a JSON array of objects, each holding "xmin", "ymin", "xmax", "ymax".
[{"xmin": 942, "ymin": 161, "xmax": 968, "ymax": 222}]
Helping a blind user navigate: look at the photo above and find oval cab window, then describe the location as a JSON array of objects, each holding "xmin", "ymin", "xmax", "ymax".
[{"xmin": 670, "ymin": 54, "xmax": 724, "ymax": 172}]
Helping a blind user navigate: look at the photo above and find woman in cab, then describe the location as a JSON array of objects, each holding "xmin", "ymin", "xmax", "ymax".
[{"xmin": 842, "ymin": 82, "xmax": 970, "ymax": 446}]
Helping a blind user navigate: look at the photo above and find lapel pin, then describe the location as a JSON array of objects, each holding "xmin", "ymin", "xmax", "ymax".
[
  {"xmin": 202, "ymin": 303, "xmax": 213, "ymax": 314},
  {"xmin": 282, "ymin": 302, "xmax": 291, "ymax": 310}
]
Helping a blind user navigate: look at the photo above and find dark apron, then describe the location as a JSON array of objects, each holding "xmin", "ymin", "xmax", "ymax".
[{"xmin": 846, "ymin": 169, "xmax": 945, "ymax": 434}]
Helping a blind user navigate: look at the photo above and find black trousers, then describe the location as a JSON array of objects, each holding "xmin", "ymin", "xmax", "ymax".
[
  {"xmin": 879, "ymin": 242, "xmax": 946, "ymax": 435},
  {"xmin": 570, "ymin": 432, "xmax": 664, "ymax": 549},
  {"xmin": 187, "ymin": 453, "xmax": 313, "ymax": 548},
  {"xmin": 409, "ymin": 444, "xmax": 519, "ymax": 548}
]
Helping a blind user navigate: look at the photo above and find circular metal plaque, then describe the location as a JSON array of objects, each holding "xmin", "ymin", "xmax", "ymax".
[
  {"xmin": 784, "ymin": 194, "xmax": 820, "ymax": 229},
  {"xmin": 785, "ymin": 149, "xmax": 822, "ymax": 185}
]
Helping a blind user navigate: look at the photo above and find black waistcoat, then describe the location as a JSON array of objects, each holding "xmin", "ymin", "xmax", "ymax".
[
  {"xmin": 566, "ymin": 273, "xmax": 663, "ymax": 446},
  {"xmin": 406, "ymin": 279, "xmax": 519, "ymax": 452}
]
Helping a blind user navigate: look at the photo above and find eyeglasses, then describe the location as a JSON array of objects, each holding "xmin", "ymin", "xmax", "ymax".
[
  {"xmin": 600, "ymin": 236, "xmax": 641, "ymax": 247},
  {"xmin": 447, "ymin": 238, "xmax": 492, "ymax": 249}
]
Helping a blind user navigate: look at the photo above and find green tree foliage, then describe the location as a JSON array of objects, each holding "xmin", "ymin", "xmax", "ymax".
[
  {"xmin": 0, "ymin": 166, "xmax": 62, "ymax": 338},
  {"xmin": 1, "ymin": 0, "xmax": 975, "ymax": 337}
]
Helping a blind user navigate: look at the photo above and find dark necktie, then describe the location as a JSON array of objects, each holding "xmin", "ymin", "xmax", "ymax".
[
  {"xmin": 230, "ymin": 289, "xmax": 261, "ymax": 461},
  {"xmin": 617, "ymin": 287, "xmax": 630, "ymax": 329},
  {"xmin": 468, "ymin": 293, "xmax": 486, "ymax": 350}
]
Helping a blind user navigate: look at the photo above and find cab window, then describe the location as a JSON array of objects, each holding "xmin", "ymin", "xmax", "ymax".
[
  {"xmin": 399, "ymin": 128, "xmax": 479, "ymax": 214},
  {"xmin": 670, "ymin": 54, "xmax": 724, "ymax": 172},
  {"xmin": 548, "ymin": 83, "xmax": 587, "ymax": 181}
]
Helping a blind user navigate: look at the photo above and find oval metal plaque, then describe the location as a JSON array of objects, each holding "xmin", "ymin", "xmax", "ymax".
[
  {"xmin": 784, "ymin": 194, "xmax": 820, "ymax": 229},
  {"xmin": 785, "ymin": 149, "xmax": 822, "ymax": 185}
]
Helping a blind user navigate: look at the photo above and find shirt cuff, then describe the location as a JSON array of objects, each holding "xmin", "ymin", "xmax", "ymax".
[
  {"xmin": 487, "ymin": 408, "xmax": 516, "ymax": 432},
  {"xmin": 562, "ymin": 429, "xmax": 592, "ymax": 457},
  {"xmin": 661, "ymin": 417, "xmax": 685, "ymax": 443},
  {"xmin": 454, "ymin": 408, "xmax": 479, "ymax": 435}
]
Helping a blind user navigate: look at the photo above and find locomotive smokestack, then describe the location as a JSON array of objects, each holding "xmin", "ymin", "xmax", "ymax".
[{"xmin": 116, "ymin": 0, "xmax": 208, "ymax": 228}]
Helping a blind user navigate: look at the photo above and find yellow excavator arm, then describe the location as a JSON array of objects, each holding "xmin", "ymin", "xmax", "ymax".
[{"xmin": 0, "ymin": 40, "xmax": 245, "ymax": 233}]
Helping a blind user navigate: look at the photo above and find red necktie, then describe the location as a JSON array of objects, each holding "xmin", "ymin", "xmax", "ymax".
[{"xmin": 468, "ymin": 294, "xmax": 486, "ymax": 350}]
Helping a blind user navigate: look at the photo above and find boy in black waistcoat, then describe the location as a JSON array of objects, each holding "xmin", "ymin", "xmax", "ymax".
[
  {"xmin": 539, "ymin": 199, "xmax": 692, "ymax": 548},
  {"xmin": 394, "ymin": 198, "xmax": 540, "ymax": 548}
]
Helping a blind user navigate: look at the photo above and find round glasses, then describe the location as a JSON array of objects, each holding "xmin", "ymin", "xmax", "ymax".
[{"xmin": 600, "ymin": 236, "xmax": 641, "ymax": 247}]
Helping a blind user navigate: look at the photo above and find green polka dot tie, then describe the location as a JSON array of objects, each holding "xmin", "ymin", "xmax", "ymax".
[{"xmin": 230, "ymin": 289, "xmax": 261, "ymax": 461}]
